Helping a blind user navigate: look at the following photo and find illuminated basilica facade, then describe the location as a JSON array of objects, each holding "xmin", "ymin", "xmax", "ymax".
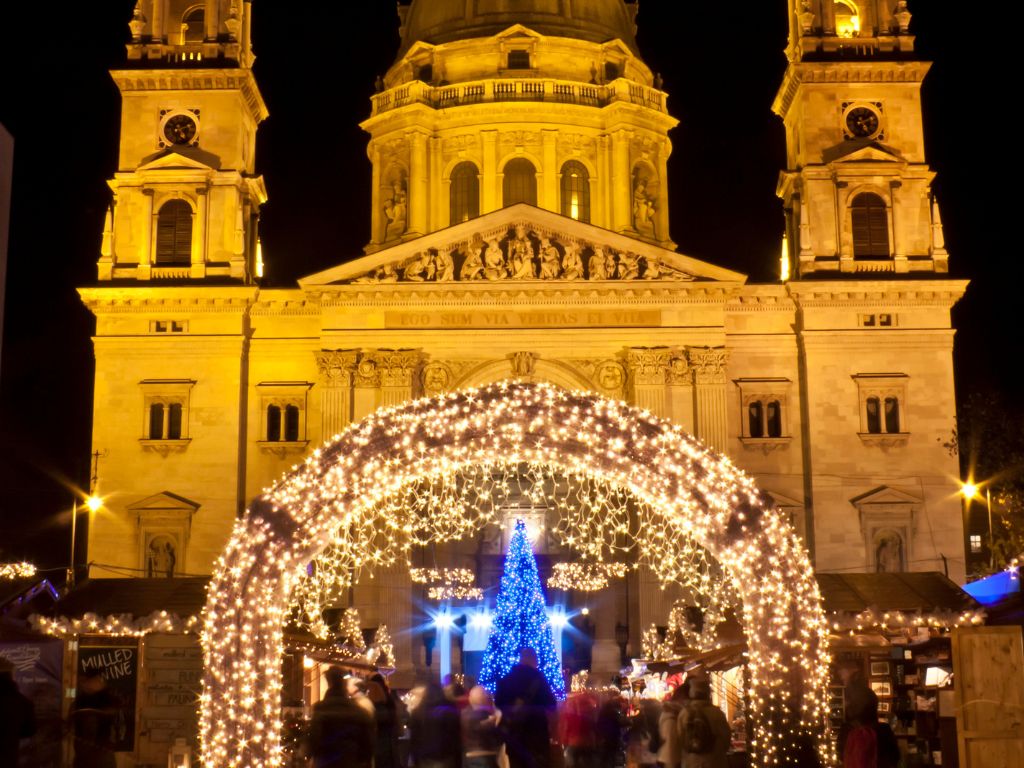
[{"xmin": 82, "ymin": 0, "xmax": 964, "ymax": 681}]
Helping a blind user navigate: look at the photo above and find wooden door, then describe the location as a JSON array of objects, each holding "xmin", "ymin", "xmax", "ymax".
[{"xmin": 952, "ymin": 626, "xmax": 1024, "ymax": 766}]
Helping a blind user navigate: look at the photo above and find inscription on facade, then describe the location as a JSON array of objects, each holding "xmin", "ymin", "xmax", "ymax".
[{"xmin": 386, "ymin": 310, "xmax": 660, "ymax": 329}]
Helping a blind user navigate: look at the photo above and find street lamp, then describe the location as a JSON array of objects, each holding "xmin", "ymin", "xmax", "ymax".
[
  {"xmin": 68, "ymin": 493, "xmax": 103, "ymax": 590},
  {"xmin": 961, "ymin": 481, "xmax": 994, "ymax": 570}
]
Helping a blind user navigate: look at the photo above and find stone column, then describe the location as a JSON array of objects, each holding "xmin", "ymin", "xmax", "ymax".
[
  {"xmin": 481, "ymin": 130, "xmax": 498, "ymax": 214},
  {"xmin": 656, "ymin": 141, "xmax": 672, "ymax": 244},
  {"xmin": 314, "ymin": 350, "xmax": 358, "ymax": 442},
  {"xmin": 688, "ymin": 347, "xmax": 729, "ymax": 452},
  {"xmin": 140, "ymin": 189, "xmax": 155, "ymax": 279},
  {"xmin": 890, "ymin": 181, "xmax": 908, "ymax": 272},
  {"xmin": 191, "ymin": 187, "xmax": 208, "ymax": 278},
  {"xmin": 372, "ymin": 349, "xmax": 424, "ymax": 406},
  {"xmin": 666, "ymin": 352, "xmax": 694, "ymax": 432},
  {"xmin": 428, "ymin": 136, "xmax": 442, "ymax": 232},
  {"xmin": 597, "ymin": 135, "xmax": 611, "ymax": 230},
  {"xmin": 409, "ymin": 132, "xmax": 428, "ymax": 237},
  {"xmin": 152, "ymin": 0, "xmax": 165, "ymax": 43},
  {"xmin": 369, "ymin": 146, "xmax": 382, "ymax": 247},
  {"xmin": 626, "ymin": 347, "xmax": 672, "ymax": 418},
  {"xmin": 542, "ymin": 130, "xmax": 558, "ymax": 213},
  {"xmin": 611, "ymin": 130, "xmax": 632, "ymax": 234}
]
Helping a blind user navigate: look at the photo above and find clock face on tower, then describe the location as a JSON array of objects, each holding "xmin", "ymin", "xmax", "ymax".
[
  {"xmin": 844, "ymin": 106, "xmax": 880, "ymax": 139},
  {"xmin": 161, "ymin": 112, "xmax": 198, "ymax": 146}
]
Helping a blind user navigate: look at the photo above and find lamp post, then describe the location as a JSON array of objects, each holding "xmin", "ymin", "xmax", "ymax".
[
  {"xmin": 961, "ymin": 481, "xmax": 995, "ymax": 571},
  {"xmin": 68, "ymin": 494, "xmax": 103, "ymax": 590}
]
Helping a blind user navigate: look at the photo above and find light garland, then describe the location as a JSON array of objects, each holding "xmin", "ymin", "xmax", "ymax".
[
  {"xmin": 409, "ymin": 567, "xmax": 475, "ymax": 585},
  {"xmin": 829, "ymin": 607, "xmax": 985, "ymax": 635},
  {"xmin": 369, "ymin": 624, "xmax": 395, "ymax": 668},
  {"xmin": 547, "ymin": 561, "xmax": 629, "ymax": 591},
  {"xmin": 33, "ymin": 611, "xmax": 200, "ymax": 637},
  {"xmin": 0, "ymin": 562, "xmax": 37, "ymax": 580},
  {"xmin": 426, "ymin": 584, "xmax": 484, "ymax": 601},
  {"xmin": 200, "ymin": 381, "xmax": 830, "ymax": 767}
]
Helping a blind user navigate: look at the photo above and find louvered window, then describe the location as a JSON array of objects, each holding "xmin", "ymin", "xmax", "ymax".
[
  {"xmin": 851, "ymin": 193, "xmax": 889, "ymax": 258},
  {"xmin": 156, "ymin": 200, "xmax": 193, "ymax": 264}
]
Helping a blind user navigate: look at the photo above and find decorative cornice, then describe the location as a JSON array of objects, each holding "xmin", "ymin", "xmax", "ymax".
[
  {"xmin": 79, "ymin": 287, "xmax": 258, "ymax": 314},
  {"xmin": 786, "ymin": 280, "xmax": 968, "ymax": 308},
  {"xmin": 110, "ymin": 68, "xmax": 268, "ymax": 123},
  {"xmin": 773, "ymin": 60, "xmax": 930, "ymax": 118}
]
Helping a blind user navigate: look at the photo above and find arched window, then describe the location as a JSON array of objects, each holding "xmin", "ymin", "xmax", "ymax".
[
  {"xmin": 183, "ymin": 6, "xmax": 205, "ymax": 43},
  {"xmin": 503, "ymin": 158, "xmax": 537, "ymax": 207},
  {"xmin": 560, "ymin": 161, "xmax": 590, "ymax": 223},
  {"xmin": 748, "ymin": 401, "xmax": 764, "ymax": 438},
  {"xmin": 449, "ymin": 162, "xmax": 480, "ymax": 224},
  {"xmin": 267, "ymin": 405, "xmax": 282, "ymax": 442},
  {"xmin": 766, "ymin": 400, "xmax": 782, "ymax": 438},
  {"xmin": 884, "ymin": 397, "xmax": 900, "ymax": 433},
  {"xmin": 156, "ymin": 200, "xmax": 193, "ymax": 264},
  {"xmin": 149, "ymin": 404, "xmax": 165, "ymax": 440},
  {"xmin": 167, "ymin": 403, "xmax": 183, "ymax": 440},
  {"xmin": 284, "ymin": 405, "xmax": 300, "ymax": 442},
  {"xmin": 865, "ymin": 396, "xmax": 881, "ymax": 434},
  {"xmin": 851, "ymin": 193, "xmax": 889, "ymax": 259},
  {"xmin": 833, "ymin": 0, "xmax": 861, "ymax": 38}
]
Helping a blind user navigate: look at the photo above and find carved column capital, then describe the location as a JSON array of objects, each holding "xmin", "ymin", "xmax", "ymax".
[
  {"xmin": 314, "ymin": 350, "xmax": 359, "ymax": 387},
  {"xmin": 368, "ymin": 349, "xmax": 424, "ymax": 389},
  {"xmin": 687, "ymin": 346, "xmax": 729, "ymax": 385},
  {"xmin": 626, "ymin": 347, "xmax": 673, "ymax": 386}
]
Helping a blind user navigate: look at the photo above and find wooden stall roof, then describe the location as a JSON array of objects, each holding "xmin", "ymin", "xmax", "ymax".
[
  {"xmin": 52, "ymin": 577, "xmax": 211, "ymax": 618},
  {"xmin": 816, "ymin": 572, "xmax": 980, "ymax": 613}
]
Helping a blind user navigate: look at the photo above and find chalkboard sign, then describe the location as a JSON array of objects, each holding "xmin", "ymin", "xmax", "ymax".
[{"xmin": 78, "ymin": 642, "xmax": 139, "ymax": 751}]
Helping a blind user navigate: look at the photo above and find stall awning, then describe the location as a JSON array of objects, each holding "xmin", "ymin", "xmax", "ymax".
[
  {"xmin": 52, "ymin": 577, "xmax": 211, "ymax": 619},
  {"xmin": 816, "ymin": 572, "xmax": 980, "ymax": 614}
]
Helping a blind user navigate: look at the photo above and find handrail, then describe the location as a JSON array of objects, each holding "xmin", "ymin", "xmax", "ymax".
[{"xmin": 370, "ymin": 77, "xmax": 666, "ymax": 117}]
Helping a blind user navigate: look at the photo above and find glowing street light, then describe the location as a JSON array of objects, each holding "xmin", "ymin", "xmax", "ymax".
[{"xmin": 961, "ymin": 480, "xmax": 994, "ymax": 570}]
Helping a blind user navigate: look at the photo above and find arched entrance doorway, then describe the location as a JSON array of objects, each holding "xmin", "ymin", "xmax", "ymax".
[{"xmin": 200, "ymin": 381, "xmax": 829, "ymax": 767}]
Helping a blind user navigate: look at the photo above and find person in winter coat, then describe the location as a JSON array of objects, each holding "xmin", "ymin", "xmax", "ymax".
[
  {"xmin": 676, "ymin": 678, "xmax": 730, "ymax": 768},
  {"xmin": 462, "ymin": 685, "xmax": 504, "ymax": 768},
  {"xmin": 308, "ymin": 666, "xmax": 375, "ymax": 768},
  {"xmin": 0, "ymin": 658, "xmax": 35, "ymax": 767},
  {"xmin": 409, "ymin": 681, "xmax": 462, "ymax": 768},
  {"xmin": 71, "ymin": 671, "xmax": 119, "ymax": 768},
  {"xmin": 494, "ymin": 647, "xmax": 558, "ymax": 768},
  {"xmin": 657, "ymin": 684, "xmax": 688, "ymax": 768}
]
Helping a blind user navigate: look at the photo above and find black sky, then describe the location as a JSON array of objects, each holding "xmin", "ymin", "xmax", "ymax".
[{"xmin": 0, "ymin": 2, "xmax": 1014, "ymax": 570}]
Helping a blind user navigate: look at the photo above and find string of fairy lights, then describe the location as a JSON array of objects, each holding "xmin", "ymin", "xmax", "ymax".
[{"xmin": 200, "ymin": 381, "xmax": 831, "ymax": 768}]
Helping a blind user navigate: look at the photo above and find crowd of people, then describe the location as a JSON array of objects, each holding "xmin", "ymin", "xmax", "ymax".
[{"xmin": 305, "ymin": 648, "xmax": 739, "ymax": 768}]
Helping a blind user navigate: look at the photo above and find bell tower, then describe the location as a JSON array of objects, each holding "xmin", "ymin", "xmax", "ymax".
[
  {"xmin": 98, "ymin": 0, "xmax": 268, "ymax": 281},
  {"xmin": 773, "ymin": 0, "xmax": 948, "ymax": 278}
]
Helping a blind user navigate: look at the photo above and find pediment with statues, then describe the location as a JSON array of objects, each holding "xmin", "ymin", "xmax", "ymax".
[{"xmin": 300, "ymin": 204, "xmax": 745, "ymax": 288}]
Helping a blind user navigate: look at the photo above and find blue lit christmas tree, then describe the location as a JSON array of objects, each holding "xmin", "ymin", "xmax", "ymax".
[{"xmin": 478, "ymin": 519, "xmax": 566, "ymax": 699}]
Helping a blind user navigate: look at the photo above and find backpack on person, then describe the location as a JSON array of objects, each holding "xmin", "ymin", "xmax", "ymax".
[{"xmin": 683, "ymin": 704, "xmax": 713, "ymax": 754}]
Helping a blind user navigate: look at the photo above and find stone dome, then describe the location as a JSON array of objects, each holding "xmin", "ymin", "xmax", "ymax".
[{"xmin": 398, "ymin": 0, "xmax": 639, "ymax": 55}]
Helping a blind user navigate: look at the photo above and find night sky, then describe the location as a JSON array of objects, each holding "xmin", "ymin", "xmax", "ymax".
[{"xmin": 0, "ymin": 2, "xmax": 1012, "ymax": 571}]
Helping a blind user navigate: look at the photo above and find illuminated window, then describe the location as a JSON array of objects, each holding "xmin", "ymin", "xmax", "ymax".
[
  {"xmin": 560, "ymin": 161, "xmax": 590, "ymax": 222},
  {"xmin": 182, "ymin": 6, "xmax": 205, "ymax": 43},
  {"xmin": 449, "ymin": 162, "xmax": 480, "ymax": 224},
  {"xmin": 503, "ymin": 158, "xmax": 537, "ymax": 207},
  {"xmin": 970, "ymin": 535, "xmax": 982, "ymax": 554},
  {"xmin": 156, "ymin": 200, "xmax": 193, "ymax": 265},
  {"xmin": 140, "ymin": 380, "xmax": 195, "ymax": 444},
  {"xmin": 834, "ymin": 1, "xmax": 861, "ymax": 38},
  {"xmin": 851, "ymin": 193, "xmax": 889, "ymax": 259}
]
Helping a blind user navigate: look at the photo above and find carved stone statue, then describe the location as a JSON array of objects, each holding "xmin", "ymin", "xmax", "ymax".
[
  {"xmin": 562, "ymin": 242, "xmax": 583, "ymax": 280},
  {"xmin": 433, "ymin": 249, "xmax": 454, "ymax": 281},
  {"xmin": 589, "ymin": 246, "xmax": 608, "ymax": 280},
  {"xmin": 632, "ymin": 173, "xmax": 657, "ymax": 236},
  {"xmin": 643, "ymin": 254, "xmax": 661, "ymax": 279},
  {"xmin": 509, "ymin": 225, "xmax": 536, "ymax": 279},
  {"xmin": 538, "ymin": 238, "xmax": 561, "ymax": 280},
  {"xmin": 383, "ymin": 177, "xmax": 408, "ymax": 240},
  {"xmin": 483, "ymin": 239, "xmax": 506, "ymax": 280},
  {"xmin": 875, "ymin": 531, "xmax": 904, "ymax": 573},
  {"xmin": 619, "ymin": 252, "xmax": 639, "ymax": 280},
  {"xmin": 461, "ymin": 244, "xmax": 484, "ymax": 280},
  {"xmin": 147, "ymin": 535, "xmax": 177, "ymax": 578},
  {"xmin": 604, "ymin": 247, "xmax": 619, "ymax": 280},
  {"xmin": 403, "ymin": 251, "xmax": 432, "ymax": 281}
]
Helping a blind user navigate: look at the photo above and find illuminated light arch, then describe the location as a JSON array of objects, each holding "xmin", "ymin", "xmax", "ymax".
[{"xmin": 201, "ymin": 381, "xmax": 830, "ymax": 767}]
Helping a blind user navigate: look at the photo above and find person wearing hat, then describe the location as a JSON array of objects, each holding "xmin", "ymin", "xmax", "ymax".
[
  {"xmin": 676, "ymin": 678, "xmax": 729, "ymax": 768},
  {"xmin": 0, "ymin": 656, "xmax": 36, "ymax": 766}
]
